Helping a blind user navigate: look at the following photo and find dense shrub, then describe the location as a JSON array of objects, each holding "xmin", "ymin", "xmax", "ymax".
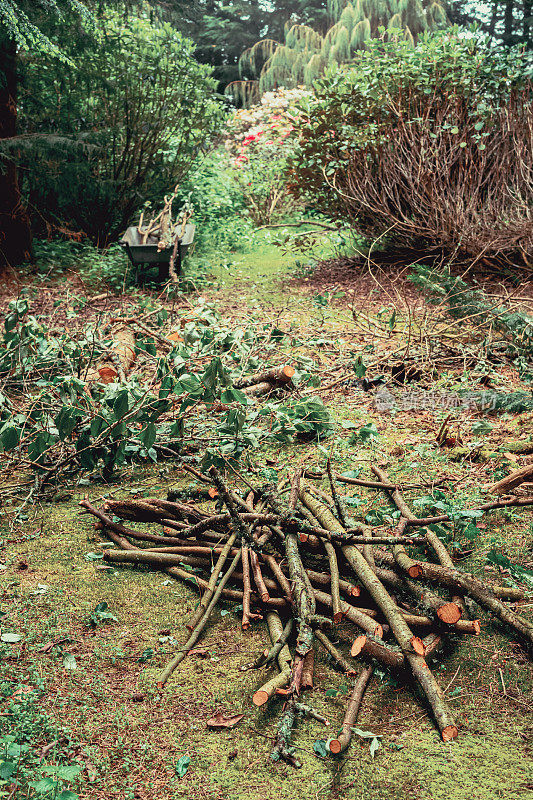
[
  {"xmin": 19, "ymin": 5, "xmax": 224, "ymax": 245},
  {"xmin": 289, "ymin": 32, "xmax": 533, "ymax": 260},
  {"xmin": 178, "ymin": 150, "xmax": 253, "ymax": 254}
]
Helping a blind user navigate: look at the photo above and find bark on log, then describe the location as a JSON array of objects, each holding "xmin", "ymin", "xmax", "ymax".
[
  {"xmin": 315, "ymin": 629, "xmax": 356, "ymax": 676},
  {"xmin": 94, "ymin": 325, "xmax": 136, "ymax": 384},
  {"xmin": 301, "ymin": 490, "xmax": 458, "ymax": 740},
  {"xmin": 328, "ymin": 666, "xmax": 373, "ymax": 754},
  {"xmin": 235, "ymin": 365, "xmax": 295, "ymax": 389},
  {"xmin": 487, "ymin": 463, "xmax": 533, "ymax": 495},
  {"xmin": 253, "ymin": 612, "xmax": 293, "ymax": 706}
]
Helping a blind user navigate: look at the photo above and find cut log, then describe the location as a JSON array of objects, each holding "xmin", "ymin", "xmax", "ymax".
[
  {"xmin": 236, "ymin": 365, "xmax": 295, "ymax": 389},
  {"xmin": 95, "ymin": 325, "xmax": 136, "ymax": 384},
  {"xmin": 328, "ymin": 666, "xmax": 373, "ymax": 754},
  {"xmin": 253, "ymin": 612, "xmax": 292, "ymax": 706}
]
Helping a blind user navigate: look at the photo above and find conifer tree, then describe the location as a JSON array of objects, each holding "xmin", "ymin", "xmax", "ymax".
[{"xmin": 228, "ymin": 0, "xmax": 448, "ymax": 104}]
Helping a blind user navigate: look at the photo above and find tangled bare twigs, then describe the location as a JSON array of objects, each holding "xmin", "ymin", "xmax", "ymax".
[{"xmin": 80, "ymin": 463, "xmax": 532, "ymax": 765}]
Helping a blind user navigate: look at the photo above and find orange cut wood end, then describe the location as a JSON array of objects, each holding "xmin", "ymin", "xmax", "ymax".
[
  {"xmin": 328, "ymin": 739, "xmax": 342, "ymax": 754},
  {"xmin": 98, "ymin": 366, "xmax": 117, "ymax": 383},
  {"xmin": 260, "ymin": 592, "xmax": 270, "ymax": 603},
  {"xmin": 351, "ymin": 635, "xmax": 367, "ymax": 657},
  {"xmin": 252, "ymin": 690, "xmax": 269, "ymax": 707},
  {"xmin": 408, "ymin": 564, "xmax": 422, "ymax": 578},
  {"xmin": 374, "ymin": 624, "xmax": 384, "ymax": 639},
  {"xmin": 437, "ymin": 602, "xmax": 462, "ymax": 625},
  {"xmin": 241, "ymin": 621, "xmax": 250, "ymax": 631},
  {"xmin": 333, "ymin": 611, "xmax": 344, "ymax": 625},
  {"xmin": 442, "ymin": 725, "xmax": 459, "ymax": 742},
  {"xmin": 208, "ymin": 487, "xmax": 218, "ymax": 498},
  {"xmin": 472, "ymin": 620, "xmax": 481, "ymax": 635},
  {"xmin": 299, "ymin": 533, "xmax": 309, "ymax": 543},
  {"xmin": 281, "ymin": 365, "xmax": 296, "ymax": 380},
  {"xmin": 350, "ymin": 586, "xmax": 361, "ymax": 598},
  {"xmin": 411, "ymin": 636, "xmax": 426, "ymax": 655}
]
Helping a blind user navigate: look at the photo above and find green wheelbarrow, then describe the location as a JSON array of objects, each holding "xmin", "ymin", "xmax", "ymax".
[{"xmin": 121, "ymin": 223, "xmax": 195, "ymax": 282}]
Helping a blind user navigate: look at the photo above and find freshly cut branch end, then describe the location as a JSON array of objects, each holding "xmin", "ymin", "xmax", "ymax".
[
  {"xmin": 436, "ymin": 602, "xmax": 463, "ymax": 625},
  {"xmin": 411, "ymin": 636, "xmax": 426, "ymax": 656},
  {"xmin": 442, "ymin": 724, "xmax": 459, "ymax": 742}
]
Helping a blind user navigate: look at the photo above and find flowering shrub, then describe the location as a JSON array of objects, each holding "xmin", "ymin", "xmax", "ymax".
[{"xmin": 224, "ymin": 88, "xmax": 310, "ymax": 225}]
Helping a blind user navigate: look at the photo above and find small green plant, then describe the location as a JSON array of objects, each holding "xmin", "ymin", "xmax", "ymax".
[
  {"xmin": 0, "ymin": 680, "xmax": 81, "ymax": 799},
  {"xmin": 87, "ymin": 602, "xmax": 118, "ymax": 629}
]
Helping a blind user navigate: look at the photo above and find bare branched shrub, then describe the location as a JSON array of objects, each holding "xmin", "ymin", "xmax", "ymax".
[
  {"xmin": 336, "ymin": 88, "xmax": 533, "ymax": 260},
  {"xmin": 290, "ymin": 32, "xmax": 533, "ymax": 263}
]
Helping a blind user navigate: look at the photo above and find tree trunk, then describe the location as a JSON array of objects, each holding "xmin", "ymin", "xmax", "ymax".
[
  {"xmin": 0, "ymin": 37, "xmax": 32, "ymax": 270},
  {"xmin": 524, "ymin": 0, "xmax": 532, "ymax": 47},
  {"xmin": 503, "ymin": 0, "xmax": 515, "ymax": 44}
]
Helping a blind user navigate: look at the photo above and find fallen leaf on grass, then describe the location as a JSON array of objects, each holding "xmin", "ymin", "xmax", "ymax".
[
  {"xmin": 206, "ymin": 711, "xmax": 244, "ymax": 729},
  {"xmin": 175, "ymin": 755, "xmax": 190, "ymax": 778},
  {"xmin": 1, "ymin": 633, "xmax": 22, "ymax": 643}
]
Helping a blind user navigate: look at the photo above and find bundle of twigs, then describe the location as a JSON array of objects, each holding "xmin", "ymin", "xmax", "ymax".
[
  {"xmin": 79, "ymin": 464, "xmax": 532, "ymax": 766},
  {"xmin": 137, "ymin": 185, "xmax": 192, "ymax": 282}
]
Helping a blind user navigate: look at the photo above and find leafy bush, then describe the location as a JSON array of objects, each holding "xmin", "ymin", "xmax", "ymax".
[
  {"xmin": 19, "ymin": 4, "xmax": 225, "ymax": 244},
  {"xmin": 179, "ymin": 150, "xmax": 253, "ymax": 255},
  {"xmin": 30, "ymin": 239, "xmax": 132, "ymax": 292},
  {"xmin": 290, "ymin": 31, "xmax": 533, "ymax": 260}
]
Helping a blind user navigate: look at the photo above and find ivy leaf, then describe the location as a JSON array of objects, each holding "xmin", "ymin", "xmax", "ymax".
[
  {"xmin": 113, "ymin": 390, "xmax": 129, "ymax": 420},
  {"xmin": 138, "ymin": 648, "xmax": 154, "ymax": 663},
  {"xmin": 0, "ymin": 761, "xmax": 16, "ymax": 780},
  {"xmin": 0, "ymin": 424, "xmax": 20, "ymax": 451},
  {"xmin": 221, "ymin": 388, "xmax": 248, "ymax": 405},
  {"xmin": 140, "ymin": 422, "xmax": 157, "ymax": 450},
  {"xmin": 354, "ymin": 423, "xmax": 379, "ymax": 443}
]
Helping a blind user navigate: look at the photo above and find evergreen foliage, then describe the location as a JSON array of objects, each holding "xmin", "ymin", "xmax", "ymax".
[
  {"xmin": 0, "ymin": 0, "xmax": 93, "ymax": 57},
  {"xmin": 229, "ymin": 0, "xmax": 448, "ymax": 104}
]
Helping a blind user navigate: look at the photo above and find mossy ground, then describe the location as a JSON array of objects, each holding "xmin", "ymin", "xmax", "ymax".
[{"xmin": 1, "ymin": 232, "xmax": 532, "ymax": 800}]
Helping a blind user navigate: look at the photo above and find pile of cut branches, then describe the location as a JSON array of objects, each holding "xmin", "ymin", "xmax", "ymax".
[{"xmin": 80, "ymin": 464, "xmax": 533, "ymax": 765}]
